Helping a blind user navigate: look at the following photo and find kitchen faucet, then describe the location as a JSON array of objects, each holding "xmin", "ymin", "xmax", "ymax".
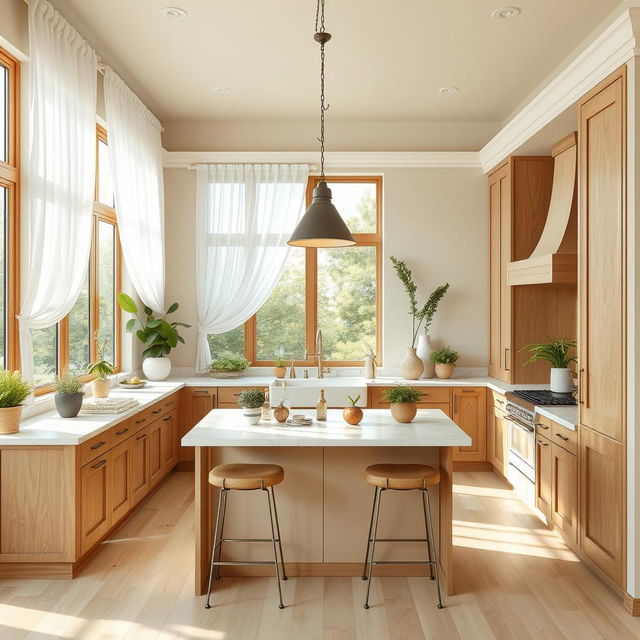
[{"xmin": 305, "ymin": 329, "xmax": 326, "ymax": 379}]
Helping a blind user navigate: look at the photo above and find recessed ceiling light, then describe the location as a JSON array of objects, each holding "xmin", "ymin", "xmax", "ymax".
[
  {"xmin": 438, "ymin": 86, "xmax": 459, "ymax": 95},
  {"xmin": 212, "ymin": 86, "xmax": 232, "ymax": 95},
  {"xmin": 160, "ymin": 7, "xmax": 187, "ymax": 19},
  {"xmin": 492, "ymin": 7, "xmax": 521, "ymax": 19}
]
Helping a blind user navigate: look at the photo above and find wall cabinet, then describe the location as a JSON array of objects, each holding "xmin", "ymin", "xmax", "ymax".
[{"xmin": 452, "ymin": 387, "xmax": 486, "ymax": 462}]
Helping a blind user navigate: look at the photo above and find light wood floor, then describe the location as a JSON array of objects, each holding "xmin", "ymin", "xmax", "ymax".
[{"xmin": 1, "ymin": 470, "xmax": 639, "ymax": 640}]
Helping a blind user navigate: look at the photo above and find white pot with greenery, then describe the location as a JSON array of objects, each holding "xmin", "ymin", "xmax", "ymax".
[
  {"xmin": 88, "ymin": 337, "xmax": 115, "ymax": 398},
  {"xmin": 118, "ymin": 293, "xmax": 191, "ymax": 382},
  {"xmin": 390, "ymin": 257, "xmax": 449, "ymax": 380},
  {"xmin": 54, "ymin": 372, "xmax": 85, "ymax": 418},
  {"xmin": 0, "ymin": 370, "xmax": 32, "ymax": 434},
  {"xmin": 237, "ymin": 389, "xmax": 265, "ymax": 425},
  {"xmin": 208, "ymin": 354, "xmax": 249, "ymax": 378},
  {"xmin": 522, "ymin": 338, "xmax": 577, "ymax": 393},
  {"xmin": 431, "ymin": 346, "xmax": 459, "ymax": 379}
]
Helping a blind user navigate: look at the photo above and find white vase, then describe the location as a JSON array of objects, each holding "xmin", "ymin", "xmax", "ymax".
[
  {"xmin": 243, "ymin": 407, "xmax": 262, "ymax": 425},
  {"xmin": 416, "ymin": 334, "xmax": 435, "ymax": 379},
  {"xmin": 142, "ymin": 357, "xmax": 172, "ymax": 381},
  {"xmin": 550, "ymin": 368, "xmax": 573, "ymax": 393},
  {"xmin": 399, "ymin": 347, "xmax": 424, "ymax": 380}
]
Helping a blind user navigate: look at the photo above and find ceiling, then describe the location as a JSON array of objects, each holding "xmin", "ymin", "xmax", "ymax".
[{"xmin": 53, "ymin": 0, "xmax": 623, "ymax": 125}]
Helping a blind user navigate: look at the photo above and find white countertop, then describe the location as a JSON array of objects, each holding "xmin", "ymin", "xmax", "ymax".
[
  {"xmin": 181, "ymin": 408, "xmax": 472, "ymax": 448},
  {"xmin": 535, "ymin": 405, "xmax": 578, "ymax": 431}
]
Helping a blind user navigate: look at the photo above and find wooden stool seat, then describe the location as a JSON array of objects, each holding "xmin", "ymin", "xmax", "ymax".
[
  {"xmin": 365, "ymin": 463, "xmax": 440, "ymax": 490},
  {"xmin": 209, "ymin": 463, "xmax": 284, "ymax": 490}
]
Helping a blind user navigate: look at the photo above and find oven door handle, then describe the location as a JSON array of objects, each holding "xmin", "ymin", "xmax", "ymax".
[{"xmin": 508, "ymin": 415, "xmax": 534, "ymax": 433}]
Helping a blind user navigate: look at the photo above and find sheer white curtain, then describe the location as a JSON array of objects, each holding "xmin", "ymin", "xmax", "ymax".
[
  {"xmin": 18, "ymin": 0, "xmax": 97, "ymax": 384},
  {"xmin": 195, "ymin": 164, "xmax": 309, "ymax": 373},
  {"xmin": 103, "ymin": 68, "xmax": 165, "ymax": 312}
]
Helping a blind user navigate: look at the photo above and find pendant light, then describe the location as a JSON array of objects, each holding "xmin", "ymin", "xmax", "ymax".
[{"xmin": 288, "ymin": 0, "xmax": 355, "ymax": 248}]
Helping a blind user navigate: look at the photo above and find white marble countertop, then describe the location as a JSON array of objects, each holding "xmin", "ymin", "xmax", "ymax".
[
  {"xmin": 535, "ymin": 405, "xmax": 579, "ymax": 431},
  {"xmin": 181, "ymin": 408, "xmax": 472, "ymax": 447}
]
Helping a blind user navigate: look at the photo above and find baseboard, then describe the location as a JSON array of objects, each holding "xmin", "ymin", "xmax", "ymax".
[
  {"xmin": 0, "ymin": 562, "xmax": 73, "ymax": 579},
  {"xmin": 624, "ymin": 593, "xmax": 640, "ymax": 616},
  {"xmin": 175, "ymin": 461, "xmax": 195, "ymax": 471},
  {"xmin": 453, "ymin": 461, "xmax": 493, "ymax": 472}
]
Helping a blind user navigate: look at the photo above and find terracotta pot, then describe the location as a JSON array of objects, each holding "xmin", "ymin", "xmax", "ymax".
[
  {"xmin": 91, "ymin": 379, "xmax": 110, "ymax": 398},
  {"xmin": 435, "ymin": 363, "xmax": 455, "ymax": 379},
  {"xmin": 0, "ymin": 405, "xmax": 22, "ymax": 434},
  {"xmin": 400, "ymin": 347, "xmax": 424, "ymax": 380},
  {"xmin": 343, "ymin": 406, "xmax": 363, "ymax": 425},
  {"xmin": 390, "ymin": 402, "xmax": 417, "ymax": 424},
  {"xmin": 274, "ymin": 366, "xmax": 287, "ymax": 379},
  {"xmin": 273, "ymin": 404, "xmax": 290, "ymax": 423}
]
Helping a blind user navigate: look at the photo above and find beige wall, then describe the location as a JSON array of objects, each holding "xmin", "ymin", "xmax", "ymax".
[
  {"xmin": 0, "ymin": 0, "xmax": 28, "ymax": 56},
  {"xmin": 164, "ymin": 165, "xmax": 488, "ymax": 370}
]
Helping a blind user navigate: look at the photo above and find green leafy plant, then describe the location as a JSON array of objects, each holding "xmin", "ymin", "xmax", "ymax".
[
  {"xmin": 0, "ymin": 370, "xmax": 32, "ymax": 407},
  {"xmin": 88, "ymin": 336, "xmax": 115, "ymax": 380},
  {"xmin": 117, "ymin": 293, "xmax": 191, "ymax": 360},
  {"xmin": 274, "ymin": 357, "xmax": 287, "ymax": 368},
  {"xmin": 55, "ymin": 372, "xmax": 85, "ymax": 395},
  {"xmin": 237, "ymin": 388, "xmax": 265, "ymax": 409},
  {"xmin": 347, "ymin": 394, "xmax": 361, "ymax": 406},
  {"xmin": 390, "ymin": 257, "xmax": 449, "ymax": 347},
  {"xmin": 430, "ymin": 346, "xmax": 459, "ymax": 365},
  {"xmin": 209, "ymin": 353, "xmax": 250, "ymax": 372},
  {"xmin": 381, "ymin": 385, "xmax": 421, "ymax": 404},
  {"xmin": 521, "ymin": 338, "xmax": 577, "ymax": 368}
]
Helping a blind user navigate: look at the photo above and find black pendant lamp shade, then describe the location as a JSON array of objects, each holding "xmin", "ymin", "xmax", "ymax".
[
  {"xmin": 288, "ymin": 0, "xmax": 354, "ymax": 248},
  {"xmin": 288, "ymin": 181, "xmax": 355, "ymax": 247}
]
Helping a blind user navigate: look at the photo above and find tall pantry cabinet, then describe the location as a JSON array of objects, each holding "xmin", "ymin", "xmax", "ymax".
[{"xmin": 578, "ymin": 68, "xmax": 626, "ymax": 588}]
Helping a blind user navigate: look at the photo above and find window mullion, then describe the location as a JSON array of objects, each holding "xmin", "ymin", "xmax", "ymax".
[
  {"xmin": 90, "ymin": 213, "xmax": 99, "ymax": 364},
  {"xmin": 305, "ymin": 246, "xmax": 317, "ymax": 366}
]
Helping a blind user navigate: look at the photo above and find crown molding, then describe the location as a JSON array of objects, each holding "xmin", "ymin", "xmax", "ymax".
[
  {"xmin": 162, "ymin": 150, "xmax": 481, "ymax": 170},
  {"xmin": 479, "ymin": 7, "xmax": 640, "ymax": 173}
]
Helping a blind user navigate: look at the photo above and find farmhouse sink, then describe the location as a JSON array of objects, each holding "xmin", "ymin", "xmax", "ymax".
[{"xmin": 269, "ymin": 377, "xmax": 367, "ymax": 408}]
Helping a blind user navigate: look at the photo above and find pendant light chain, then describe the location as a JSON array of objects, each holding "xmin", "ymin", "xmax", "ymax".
[{"xmin": 316, "ymin": 0, "xmax": 328, "ymax": 181}]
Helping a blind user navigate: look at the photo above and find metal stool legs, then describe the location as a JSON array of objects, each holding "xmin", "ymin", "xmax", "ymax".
[
  {"xmin": 204, "ymin": 485, "xmax": 287, "ymax": 610},
  {"xmin": 362, "ymin": 485, "xmax": 444, "ymax": 610}
]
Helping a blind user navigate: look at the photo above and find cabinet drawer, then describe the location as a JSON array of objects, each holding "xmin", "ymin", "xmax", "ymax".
[
  {"xmin": 551, "ymin": 422, "xmax": 577, "ymax": 455},
  {"xmin": 491, "ymin": 391, "xmax": 507, "ymax": 413},
  {"xmin": 416, "ymin": 388, "xmax": 450, "ymax": 404},
  {"xmin": 79, "ymin": 431, "xmax": 113, "ymax": 466},
  {"xmin": 535, "ymin": 415, "xmax": 552, "ymax": 437},
  {"xmin": 111, "ymin": 419, "xmax": 135, "ymax": 445},
  {"xmin": 217, "ymin": 386, "xmax": 263, "ymax": 405}
]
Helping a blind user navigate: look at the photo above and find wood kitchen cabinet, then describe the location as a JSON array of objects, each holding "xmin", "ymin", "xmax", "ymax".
[
  {"xmin": 452, "ymin": 387, "xmax": 486, "ymax": 462},
  {"xmin": 368, "ymin": 386, "xmax": 450, "ymax": 417},
  {"xmin": 80, "ymin": 453, "xmax": 111, "ymax": 555},
  {"xmin": 130, "ymin": 426, "xmax": 151, "ymax": 506},
  {"xmin": 110, "ymin": 439, "xmax": 132, "ymax": 526},
  {"xmin": 487, "ymin": 391, "xmax": 508, "ymax": 476},
  {"xmin": 535, "ymin": 433, "xmax": 552, "ymax": 522},
  {"xmin": 551, "ymin": 442, "xmax": 578, "ymax": 546},
  {"xmin": 180, "ymin": 387, "xmax": 216, "ymax": 463}
]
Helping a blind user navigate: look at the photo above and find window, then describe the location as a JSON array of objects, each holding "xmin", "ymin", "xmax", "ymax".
[
  {"xmin": 33, "ymin": 126, "xmax": 121, "ymax": 392},
  {"xmin": 208, "ymin": 176, "xmax": 382, "ymax": 366},
  {"xmin": 0, "ymin": 48, "xmax": 19, "ymax": 372}
]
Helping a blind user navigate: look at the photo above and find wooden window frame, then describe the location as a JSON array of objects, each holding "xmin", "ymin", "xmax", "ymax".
[
  {"xmin": 34, "ymin": 125, "xmax": 122, "ymax": 394},
  {"xmin": 0, "ymin": 48, "xmax": 20, "ymax": 372},
  {"xmin": 242, "ymin": 175, "xmax": 383, "ymax": 367}
]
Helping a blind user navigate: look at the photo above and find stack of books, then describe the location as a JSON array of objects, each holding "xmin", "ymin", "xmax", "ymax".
[{"xmin": 80, "ymin": 397, "xmax": 139, "ymax": 415}]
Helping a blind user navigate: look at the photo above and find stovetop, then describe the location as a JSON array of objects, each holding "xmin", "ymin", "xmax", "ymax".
[{"xmin": 506, "ymin": 389, "xmax": 577, "ymax": 412}]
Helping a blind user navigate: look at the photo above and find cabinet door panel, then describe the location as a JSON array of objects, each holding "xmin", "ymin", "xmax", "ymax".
[
  {"xmin": 536, "ymin": 435, "xmax": 552, "ymax": 522},
  {"xmin": 80, "ymin": 454, "xmax": 111, "ymax": 555},
  {"xmin": 551, "ymin": 443, "xmax": 577, "ymax": 546},
  {"xmin": 110, "ymin": 440, "xmax": 131, "ymax": 526},
  {"xmin": 452, "ymin": 388, "xmax": 486, "ymax": 462},
  {"xmin": 130, "ymin": 427, "xmax": 150, "ymax": 506},
  {"xmin": 181, "ymin": 388, "xmax": 216, "ymax": 462},
  {"xmin": 149, "ymin": 420, "xmax": 163, "ymax": 486},
  {"xmin": 161, "ymin": 411, "xmax": 178, "ymax": 472},
  {"xmin": 489, "ymin": 408, "xmax": 507, "ymax": 475}
]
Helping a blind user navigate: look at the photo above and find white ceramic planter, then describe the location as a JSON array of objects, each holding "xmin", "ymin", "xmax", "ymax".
[
  {"xmin": 142, "ymin": 357, "xmax": 172, "ymax": 381},
  {"xmin": 416, "ymin": 334, "xmax": 435, "ymax": 379},
  {"xmin": 399, "ymin": 347, "xmax": 424, "ymax": 380},
  {"xmin": 242, "ymin": 407, "xmax": 262, "ymax": 425},
  {"xmin": 550, "ymin": 368, "xmax": 573, "ymax": 393}
]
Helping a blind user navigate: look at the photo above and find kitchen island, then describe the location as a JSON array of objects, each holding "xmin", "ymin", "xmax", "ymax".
[{"xmin": 182, "ymin": 408, "xmax": 471, "ymax": 596}]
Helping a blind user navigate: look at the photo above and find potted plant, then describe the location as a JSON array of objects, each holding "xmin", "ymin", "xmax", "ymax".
[
  {"xmin": 522, "ymin": 338, "xmax": 577, "ymax": 393},
  {"xmin": 237, "ymin": 389, "xmax": 265, "ymax": 425},
  {"xmin": 390, "ymin": 256, "xmax": 449, "ymax": 380},
  {"xmin": 416, "ymin": 284, "xmax": 450, "ymax": 379},
  {"xmin": 54, "ymin": 372, "xmax": 85, "ymax": 418},
  {"xmin": 430, "ymin": 346, "xmax": 459, "ymax": 379},
  {"xmin": 0, "ymin": 370, "xmax": 32, "ymax": 434},
  {"xmin": 88, "ymin": 338, "xmax": 115, "ymax": 398},
  {"xmin": 208, "ymin": 353, "xmax": 250, "ymax": 378},
  {"xmin": 381, "ymin": 385, "xmax": 422, "ymax": 424},
  {"xmin": 343, "ymin": 394, "xmax": 363, "ymax": 425},
  {"xmin": 274, "ymin": 357, "xmax": 287, "ymax": 379},
  {"xmin": 117, "ymin": 293, "xmax": 190, "ymax": 381}
]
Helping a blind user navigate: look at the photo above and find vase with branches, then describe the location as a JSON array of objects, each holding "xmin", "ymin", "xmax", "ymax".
[{"xmin": 390, "ymin": 256, "xmax": 449, "ymax": 379}]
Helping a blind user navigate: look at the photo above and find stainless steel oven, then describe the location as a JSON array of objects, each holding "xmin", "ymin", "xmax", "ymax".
[{"xmin": 504, "ymin": 397, "xmax": 536, "ymax": 508}]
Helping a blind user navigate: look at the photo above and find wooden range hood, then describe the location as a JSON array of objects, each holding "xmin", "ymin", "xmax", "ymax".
[{"xmin": 508, "ymin": 133, "xmax": 577, "ymax": 285}]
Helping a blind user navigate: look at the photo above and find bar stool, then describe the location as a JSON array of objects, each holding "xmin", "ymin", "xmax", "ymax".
[
  {"xmin": 361, "ymin": 463, "xmax": 444, "ymax": 610},
  {"xmin": 205, "ymin": 463, "xmax": 287, "ymax": 609}
]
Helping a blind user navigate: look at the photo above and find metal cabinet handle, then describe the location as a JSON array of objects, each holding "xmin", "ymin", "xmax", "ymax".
[
  {"xmin": 136, "ymin": 418, "xmax": 146, "ymax": 424},
  {"xmin": 193, "ymin": 390, "xmax": 208, "ymax": 394},
  {"xmin": 420, "ymin": 392, "xmax": 430, "ymax": 397},
  {"xmin": 495, "ymin": 398, "xmax": 505, "ymax": 406},
  {"xmin": 165, "ymin": 400, "xmax": 174, "ymax": 407},
  {"xmin": 578, "ymin": 368, "xmax": 585, "ymax": 404},
  {"xmin": 555, "ymin": 433, "xmax": 569, "ymax": 442},
  {"xmin": 462, "ymin": 389, "xmax": 474, "ymax": 393},
  {"xmin": 90, "ymin": 441, "xmax": 106, "ymax": 450},
  {"xmin": 537, "ymin": 440, "xmax": 549, "ymax": 447},
  {"xmin": 453, "ymin": 394, "xmax": 458, "ymax": 414},
  {"xmin": 151, "ymin": 409, "xmax": 162, "ymax": 414},
  {"xmin": 535, "ymin": 422, "xmax": 549, "ymax": 430},
  {"xmin": 163, "ymin": 416, "xmax": 171, "ymax": 422},
  {"xmin": 137, "ymin": 433, "xmax": 148, "ymax": 441},
  {"xmin": 504, "ymin": 348, "xmax": 510, "ymax": 371},
  {"xmin": 115, "ymin": 428, "xmax": 129, "ymax": 436},
  {"xmin": 91, "ymin": 459, "xmax": 107, "ymax": 469}
]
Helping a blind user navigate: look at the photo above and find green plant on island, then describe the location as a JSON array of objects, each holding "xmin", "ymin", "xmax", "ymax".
[
  {"xmin": 430, "ymin": 346, "xmax": 459, "ymax": 365},
  {"xmin": 117, "ymin": 293, "xmax": 191, "ymax": 359},
  {"xmin": 54, "ymin": 372, "xmax": 85, "ymax": 395},
  {"xmin": 88, "ymin": 335, "xmax": 115, "ymax": 380},
  {"xmin": 347, "ymin": 394, "xmax": 361, "ymax": 407},
  {"xmin": 237, "ymin": 388, "xmax": 265, "ymax": 409},
  {"xmin": 209, "ymin": 353, "xmax": 250, "ymax": 373},
  {"xmin": 390, "ymin": 256, "xmax": 449, "ymax": 347},
  {"xmin": 521, "ymin": 338, "xmax": 577, "ymax": 368},
  {"xmin": 0, "ymin": 370, "xmax": 32, "ymax": 407},
  {"xmin": 381, "ymin": 385, "xmax": 422, "ymax": 404}
]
